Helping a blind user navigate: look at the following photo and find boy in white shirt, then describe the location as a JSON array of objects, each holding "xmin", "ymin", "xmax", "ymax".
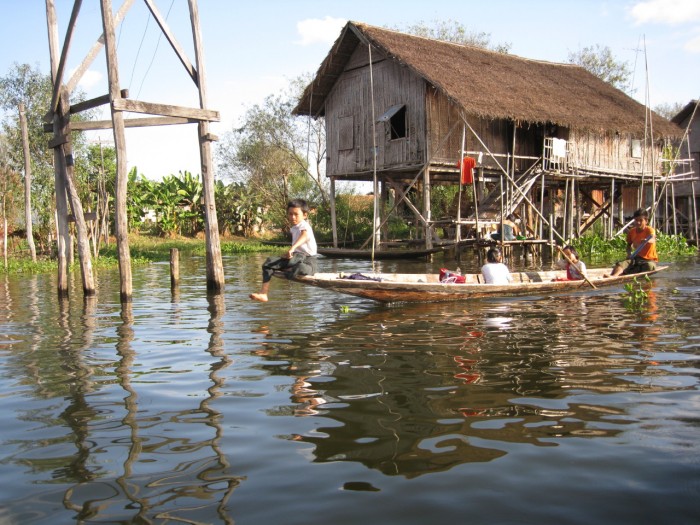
[{"xmin": 250, "ymin": 199, "xmax": 317, "ymax": 302}]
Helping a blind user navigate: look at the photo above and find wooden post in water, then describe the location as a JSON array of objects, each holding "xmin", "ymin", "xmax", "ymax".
[
  {"xmin": 57, "ymin": 90, "xmax": 96, "ymax": 295},
  {"xmin": 188, "ymin": 0, "xmax": 225, "ymax": 292},
  {"xmin": 45, "ymin": 0, "xmax": 70, "ymax": 296},
  {"xmin": 170, "ymin": 248, "xmax": 180, "ymax": 289},
  {"xmin": 100, "ymin": 0, "xmax": 132, "ymax": 302}
]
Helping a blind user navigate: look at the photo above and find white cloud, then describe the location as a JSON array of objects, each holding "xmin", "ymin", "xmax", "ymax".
[
  {"xmin": 69, "ymin": 68, "xmax": 102, "ymax": 92},
  {"xmin": 630, "ymin": 0, "xmax": 700, "ymax": 25},
  {"xmin": 684, "ymin": 33, "xmax": 700, "ymax": 52},
  {"xmin": 296, "ymin": 16, "xmax": 346, "ymax": 46}
]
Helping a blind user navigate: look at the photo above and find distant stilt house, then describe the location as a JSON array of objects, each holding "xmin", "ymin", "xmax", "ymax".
[
  {"xmin": 294, "ymin": 21, "xmax": 692, "ymax": 250},
  {"xmin": 670, "ymin": 100, "xmax": 700, "ymax": 242}
]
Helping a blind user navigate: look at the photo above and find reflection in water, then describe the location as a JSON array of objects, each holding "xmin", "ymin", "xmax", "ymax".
[
  {"xmin": 1, "ymin": 257, "xmax": 699, "ymax": 523},
  {"xmin": 257, "ymin": 290, "xmax": 697, "ymax": 478}
]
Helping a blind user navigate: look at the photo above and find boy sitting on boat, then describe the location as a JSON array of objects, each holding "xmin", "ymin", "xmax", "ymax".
[
  {"xmin": 607, "ymin": 208, "xmax": 658, "ymax": 277},
  {"xmin": 250, "ymin": 199, "xmax": 318, "ymax": 302}
]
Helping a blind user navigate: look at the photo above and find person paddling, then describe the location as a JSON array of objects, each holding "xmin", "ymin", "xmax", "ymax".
[{"xmin": 607, "ymin": 208, "xmax": 658, "ymax": 277}]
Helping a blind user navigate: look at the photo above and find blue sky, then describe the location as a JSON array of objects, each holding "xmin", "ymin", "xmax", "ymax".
[{"xmin": 1, "ymin": 0, "xmax": 699, "ymax": 179}]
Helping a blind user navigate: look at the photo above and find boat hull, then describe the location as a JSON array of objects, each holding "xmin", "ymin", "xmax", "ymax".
[{"xmin": 288, "ymin": 266, "xmax": 667, "ymax": 303}]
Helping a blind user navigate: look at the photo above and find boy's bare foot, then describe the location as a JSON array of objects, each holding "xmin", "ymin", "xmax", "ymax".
[{"xmin": 249, "ymin": 293, "xmax": 269, "ymax": 302}]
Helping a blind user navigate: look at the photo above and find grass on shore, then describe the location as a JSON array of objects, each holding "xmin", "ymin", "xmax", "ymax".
[{"xmin": 1, "ymin": 234, "xmax": 270, "ymax": 275}]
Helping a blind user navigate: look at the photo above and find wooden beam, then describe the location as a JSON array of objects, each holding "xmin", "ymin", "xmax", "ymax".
[
  {"xmin": 112, "ymin": 98, "xmax": 219, "ymax": 121},
  {"xmin": 48, "ymin": 133, "xmax": 69, "ymax": 148},
  {"xmin": 70, "ymin": 115, "xmax": 200, "ymax": 130},
  {"xmin": 65, "ymin": 0, "xmax": 135, "ymax": 95},
  {"xmin": 143, "ymin": 0, "xmax": 198, "ymax": 84},
  {"xmin": 49, "ymin": 0, "xmax": 83, "ymax": 115},
  {"xmin": 70, "ymin": 88, "xmax": 128, "ymax": 115}
]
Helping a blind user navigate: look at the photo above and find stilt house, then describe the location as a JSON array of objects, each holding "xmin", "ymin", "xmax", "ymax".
[{"xmin": 294, "ymin": 21, "xmax": 689, "ymax": 249}]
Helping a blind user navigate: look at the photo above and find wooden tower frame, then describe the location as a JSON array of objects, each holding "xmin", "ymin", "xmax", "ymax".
[{"xmin": 45, "ymin": 0, "xmax": 224, "ymax": 301}]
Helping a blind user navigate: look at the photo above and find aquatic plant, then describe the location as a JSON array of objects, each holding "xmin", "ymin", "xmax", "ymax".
[{"xmin": 621, "ymin": 275, "xmax": 651, "ymax": 311}]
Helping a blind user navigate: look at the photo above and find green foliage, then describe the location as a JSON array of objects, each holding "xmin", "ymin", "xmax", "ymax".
[
  {"xmin": 655, "ymin": 232, "xmax": 696, "ymax": 255},
  {"xmin": 215, "ymin": 180, "xmax": 264, "ymax": 237},
  {"xmin": 567, "ymin": 44, "xmax": 633, "ymax": 94},
  {"xmin": 570, "ymin": 232, "xmax": 697, "ymax": 265},
  {"xmin": 215, "ymin": 74, "xmax": 328, "ymax": 237},
  {"xmin": 622, "ymin": 275, "xmax": 651, "ymax": 311}
]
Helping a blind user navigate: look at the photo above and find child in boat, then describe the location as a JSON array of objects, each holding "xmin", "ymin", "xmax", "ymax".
[
  {"xmin": 250, "ymin": 199, "xmax": 318, "ymax": 302},
  {"xmin": 481, "ymin": 246, "xmax": 513, "ymax": 284},
  {"xmin": 607, "ymin": 208, "xmax": 658, "ymax": 277},
  {"xmin": 556, "ymin": 245, "xmax": 587, "ymax": 280}
]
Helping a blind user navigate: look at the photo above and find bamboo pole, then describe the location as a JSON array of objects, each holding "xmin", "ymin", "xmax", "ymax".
[
  {"xmin": 692, "ymin": 181, "xmax": 698, "ymax": 243},
  {"xmin": 189, "ymin": 0, "xmax": 224, "ymax": 292},
  {"xmin": 19, "ymin": 103, "xmax": 37, "ymax": 262},
  {"xmin": 457, "ymin": 125, "xmax": 465, "ymax": 242},
  {"xmin": 671, "ymin": 183, "xmax": 677, "ymax": 236},
  {"xmin": 330, "ymin": 178, "xmax": 337, "ymax": 247}
]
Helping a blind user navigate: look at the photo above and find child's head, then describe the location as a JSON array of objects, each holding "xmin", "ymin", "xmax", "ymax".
[
  {"xmin": 287, "ymin": 199, "xmax": 310, "ymax": 225},
  {"xmin": 563, "ymin": 244, "xmax": 579, "ymax": 261},
  {"xmin": 486, "ymin": 246, "xmax": 503, "ymax": 263},
  {"xmin": 632, "ymin": 208, "xmax": 648, "ymax": 228}
]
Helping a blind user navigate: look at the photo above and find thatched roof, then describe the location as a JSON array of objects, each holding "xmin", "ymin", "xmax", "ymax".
[
  {"xmin": 294, "ymin": 21, "xmax": 680, "ymax": 137},
  {"xmin": 671, "ymin": 100, "xmax": 698, "ymax": 126}
]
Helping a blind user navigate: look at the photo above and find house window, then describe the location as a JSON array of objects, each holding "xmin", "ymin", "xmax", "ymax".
[
  {"xmin": 631, "ymin": 139, "xmax": 642, "ymax": 159},
  {"xmin": 378, "ymin": 104, "xmax": 407, "ymax": 140}
]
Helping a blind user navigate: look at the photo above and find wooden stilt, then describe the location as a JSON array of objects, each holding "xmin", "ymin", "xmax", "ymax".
[
  {"xmin": 46, "ymin": 0, "xmax": 70, "ymax": 297},
  {"xmin": 189, "ymin": 0, "xmax": 224, "ymax": 292},
  {"xmin": 100, "ymin": 0, "xmax": 132, "ymax": 302}
]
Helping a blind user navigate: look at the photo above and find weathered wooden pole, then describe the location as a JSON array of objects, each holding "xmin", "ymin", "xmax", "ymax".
[
  {"xmin": 170, "ymin": 248, "xmax": 180, "ymax": 289},
  {"xmin": 188, "ymin": 0, "xmax": 224, "ymax": 292},
  {"xmin": 100, "ymin": 0, "xmax": 132, "ymax": 301},
  {"xmin": 18, "ymin": 103, "xmax": 37, "ymax": 262},
  {"xmin": 56, "ymin": 90, "xmax": 96, "ymax": 295},
  {"xmin": 45, "ymin": 0, "xmax": 71, "ymax": 296},
  {"xmin": 45, "ymin": 0, "xmax": 95, "ymax": 295}
]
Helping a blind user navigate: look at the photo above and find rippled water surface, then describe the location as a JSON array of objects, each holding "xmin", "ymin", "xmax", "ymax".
[{"xmin": 1, "ymin": 252, "xmax": 699, "ymax": 524}]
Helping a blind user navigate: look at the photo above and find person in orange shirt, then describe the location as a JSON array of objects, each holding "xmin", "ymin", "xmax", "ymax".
[{"xmin": 608, "ymin": 208, "xmax": 658, "ymax": 277}]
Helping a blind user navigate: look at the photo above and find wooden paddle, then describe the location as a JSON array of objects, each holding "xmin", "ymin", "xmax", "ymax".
[
  {"xmin": 629, "ymin": 235, "xmax": 653, "ymax": 260},
  {"xmin": 557, "ymin": 245, "xmax": 597, "ymax": 289}
]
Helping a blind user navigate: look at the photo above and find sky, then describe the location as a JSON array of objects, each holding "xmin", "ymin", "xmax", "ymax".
[{"xmin": 1, "ymin": 0, "xmax": 699, "ymax": 180}]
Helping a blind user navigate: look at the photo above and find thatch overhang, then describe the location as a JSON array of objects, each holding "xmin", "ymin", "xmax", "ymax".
[
  {"xmin": 294, "ymin": 21, "xmax": 681, "ymax": 138},
  {"xmin": 671, "ymin": 99, "xmax": 698, "ymax": 126}
]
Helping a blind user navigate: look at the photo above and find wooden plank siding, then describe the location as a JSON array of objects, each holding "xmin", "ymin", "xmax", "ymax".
[
  {"xmin": 568, "ymin": 130, "xmax": 659, "ymax": 179},
  {"xmin": 325, "ymin": 46, "xmax": 426, "ymax": 178}
]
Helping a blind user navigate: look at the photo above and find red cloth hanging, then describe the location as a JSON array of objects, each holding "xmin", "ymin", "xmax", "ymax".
[{"xmin": 457, "ymin": 156, "xmax": 476, "ymax": 184}]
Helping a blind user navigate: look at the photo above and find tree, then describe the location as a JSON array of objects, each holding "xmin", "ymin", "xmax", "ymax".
[
  {"xmin": 653, "ymin": 101, "xmax": 684, "ymax": 121},
  {"xmin": 216, "ymin": 76, "xmax": 328, "ymax": 234},
  {"xmin": 0, "ymin": 63, "xmax": 93, "ymax": 245},
  {"xmin": 396, "ymin": 19, "xmax": 512, "ymax": 53},
  {"xmin": 567, "ymin": 45, "xmax": 633, "ymax": 94}
]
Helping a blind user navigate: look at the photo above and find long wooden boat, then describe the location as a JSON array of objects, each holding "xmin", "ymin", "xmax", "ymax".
[
  {"xmin": 286, "ymin": 265, "xmax": 668, "ymax": 303},
  {"xmin": 317, "ymin": 246, "xmax": 445, "ymax": 259}
]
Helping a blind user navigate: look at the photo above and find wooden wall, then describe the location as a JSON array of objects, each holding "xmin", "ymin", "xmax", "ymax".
[
  {"xmin": 324, "ymin": 45, "xmax": 426, "ymax": 178},
  {"xmin": 568, "ymin": 130, "xmax": 662, "ymax": 177}
]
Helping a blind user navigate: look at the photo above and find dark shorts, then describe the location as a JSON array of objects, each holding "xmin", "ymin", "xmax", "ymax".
[
  {"xmin": 261, "ymin": 254, "xmax": 317, "ymax": 283},
  {"xmin": 615, "ymin": 257, "xmax": 657, "ymax": 275}
]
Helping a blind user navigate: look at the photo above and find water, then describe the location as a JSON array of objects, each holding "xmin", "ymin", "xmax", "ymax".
[{"xmin": 1, "ymin": 251, "xmax": 699, "ymax": 524}]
